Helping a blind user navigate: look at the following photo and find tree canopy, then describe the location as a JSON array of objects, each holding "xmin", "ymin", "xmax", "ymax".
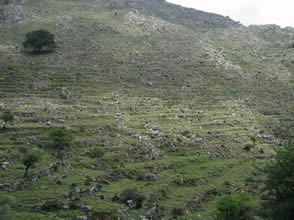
[
  {"xmin": 49, "ymin": 128, "xmax": 73, "ymax": 149},
  {"xmin": 23, "ymin": 29, "xmax": 56, "ymax": 53},
  {"xmin": 262, "ymin": 142, "xmax": 294, "ymax": 220},
  {"xmin": 23, "ymin": 152, "xmax": 40, "ymax": 177}
]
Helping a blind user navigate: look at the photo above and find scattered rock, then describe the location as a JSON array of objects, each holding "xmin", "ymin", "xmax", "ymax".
[
  {"xmin": 145, "ymin": 173, "xmax": 157, "ymax": 181},
  {"xmin": 151, "ymin": 125, "xmax": 158, "ymax": 131},
  {"xmin": 259, "ymin": 148, "xmax": 265, "ymax": 154},
  {"xmin": 194, "ymin": 137, "xmax": 202, "ymax": 142},
  {"xmin": 2, "ymin": 161, "xmax": 9, "ymax": 170},
  {"xmin": 77, "ymin": 216, "xmax": 88, "ymax": 220},
  {"xmin": 146, "ymin": 207, "xmax": 157, "ymax": 219},
  {"xmin": 208, "ymin": 130, "xmax": 216, "ymax": 135},
  {"xmin": 243, "ymin": 144, "xmax": 252, "ymax": 152},
  {"xmin": 114, "ymin": 113, "xmax": 122, "ymax": 119}
]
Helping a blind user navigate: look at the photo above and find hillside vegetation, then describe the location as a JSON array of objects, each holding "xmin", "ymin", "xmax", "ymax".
[{"xmin": 1, "ymin": 0, "xmax": 294, "ymax": 219}]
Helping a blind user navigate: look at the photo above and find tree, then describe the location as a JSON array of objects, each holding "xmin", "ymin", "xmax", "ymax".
[
  {"xmin": 0, "ymin": 111, "xmax": 14, "ymax": 129},
  {"xmin": 23, "ymin": 29, "xmax": 56, "ymax": 53},
  {"xmin": 213, "ymin": 193, "xmax": 255, "ymax": 220},
  {"xmin": 23, "ymin": 152, "xmax": 40, "ymax": 177},
  {"xmin": 262, "ymin": 142, "xmax": 294, "ymax": 220},
  {"xmin": 49, "ymin": 128, "xmax": 73, "ymax": 159},
  {"xmin": 119, "ymin": 188, "xmax": 146, "ymax": 209}
]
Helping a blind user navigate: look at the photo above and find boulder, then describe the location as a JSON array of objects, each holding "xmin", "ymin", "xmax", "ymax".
[
  {"xmin": 145, "ymin": 173, "xmax": 157, "ymax": 181},
  {"xmin": 146, "ymin": 207, "xmax": 157, "ymax": 219}
]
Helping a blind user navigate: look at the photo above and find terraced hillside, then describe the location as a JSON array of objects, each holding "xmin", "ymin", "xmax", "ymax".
[{"xmin": 1, "ymin": 0, "xmax": 294, "ymax": 219}]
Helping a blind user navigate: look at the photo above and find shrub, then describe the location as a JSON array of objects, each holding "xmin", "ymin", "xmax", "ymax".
[
  {"xmin": 0, "ymin": 111, "xmax": 14, "ymax": 129},
  {"xmin": 171, "ymin": 207, "xmax": 184, "ymax": 216},
  {"xmin": 119, "ymin": 188, "xmax": 146, "ymax": 209},
  {"xmin": 249, "ymin": 135, "xmax": 258, "ymax": 147},
  {"xmin": 41, "ymin": 200, "xmax": 64, "ymax": 211},
  {"xmin": 49, "ymin": 128, "xmax": 73, "ymax": 149},
  {"xmin": 89, "ymin": 148, "xmax": 104, "ymax": 159},
  {"xmin": 262, "ymin": 142, "xmax": 294, "ymax": 219},
  {"xmin": 213, "ymin": 193, "xmax": 255, "ymax": 220},
  {"xmin": 23, "ymin": 29, "xmax": 56, "ymax": 53}
]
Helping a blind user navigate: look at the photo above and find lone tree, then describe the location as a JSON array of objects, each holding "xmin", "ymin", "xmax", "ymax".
[
  {"xmin": 23, "ymin": 152, "xmax": 40, "ymax": 177},
  {"xmin": 23, "ymin": 29, "xmax": 56, "ymax": 53},
  {"xmin": 262, "ymin": 142, "xmax": 294, "ymax": 219},
  {"xmin": 49, "ymin": 128, "xmax": 73, "ymax": 159},
  {"xmin": 0, "ymin": 111, "xmax": 14, "ymax": 129}
]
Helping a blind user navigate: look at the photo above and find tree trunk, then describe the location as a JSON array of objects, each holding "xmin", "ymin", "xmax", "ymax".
[{"xmin": 24, "ymin": 166, "xmax": 30, "ymax": 177}]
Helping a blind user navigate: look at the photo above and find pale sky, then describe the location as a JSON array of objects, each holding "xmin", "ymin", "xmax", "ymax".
[{"xmin": 166, "ymin": 0, "xmax": 294, "ymax": 28}]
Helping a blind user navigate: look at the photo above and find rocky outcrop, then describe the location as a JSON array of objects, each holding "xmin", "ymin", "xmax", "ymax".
[{"xmin": 104, "ymin": 0, "xmax": 239, "ymax": 29}]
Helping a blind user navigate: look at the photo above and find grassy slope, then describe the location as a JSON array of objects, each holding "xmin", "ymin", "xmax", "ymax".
[{"xmin": 0, "ymin": 0, "xmax": 294, "ymax": 219}]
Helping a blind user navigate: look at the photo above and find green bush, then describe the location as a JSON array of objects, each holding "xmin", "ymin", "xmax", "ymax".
[
  {"xmin": 0, "ymin": 111, "xmax": 14, "ymax": 129},
  {"xmin": 119, "ymin": 188, "xmax": 145, "ymax": 209},
  {"xmin": 23, "ymin": 29, "xmax": 56, "ymax": 53},
  {"xmin": 213, "ymin": 193, "xmax": 255, "ymax": 220},
  {"xmin": 41, "ymin": 200, "xmax": 64, "ymax": 211},
  {"xmin": 249, "ymin": 135, "xmax": 258, "ymax": 147},
  {"xmin": 171, "ymin": 207, "xmax": 184, "ymax": 216},
  {"xmin": 49, "ymin": 128, "xmax": 73, "ymax": 149},
  {"xmin": 89, "ymin": 148, "xmax": 104, "ymax": 159}
]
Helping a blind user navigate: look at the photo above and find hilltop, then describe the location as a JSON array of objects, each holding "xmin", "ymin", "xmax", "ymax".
[{"xmin": 1, "ymin": 0, "xmax": 294, "ymax": 219}]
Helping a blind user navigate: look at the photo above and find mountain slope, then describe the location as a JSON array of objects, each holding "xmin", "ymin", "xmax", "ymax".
[{"xmin": 0, "ymin": 0, "xmax": 294, "ymax": 219}]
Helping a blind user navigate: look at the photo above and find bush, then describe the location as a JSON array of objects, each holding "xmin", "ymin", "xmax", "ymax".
[
  {"xmin": 23, "ymin": 29, "xmax": 56, "ymax": 53},
  {"xmin": 89, "ymin": 148, "xmax": 104, "ymax": 159},
  {"xmin": 41, "ymin": 200, "xmax": 64, "ymax": 211},
  {"xmin": 49, "ymin": 128, "xmax": 73, "ymax": 149},
  {"xmin": 262, "ymin": 142, "xmax": 294, "ymax": 219},
  {"xmin": 119, "ymin": 188, "xmax": 145, "ymax": 209},
  {"xmin": 0, "ymin": 111, "xmax": 14, "ymax": 129},
  {"xmin": 213, "ymin": 193, "xmax": 255, "ymax": 220},
  {"xmin": 249, "ymin": 135, "xmax": 258, "ymax": 147},
  {"xmin": 171, "ymin": 207, "xmax": 184, "ymax": 216}
]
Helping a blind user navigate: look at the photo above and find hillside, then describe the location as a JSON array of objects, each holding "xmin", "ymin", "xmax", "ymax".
[{"xmin": 1, "ymin": 0, "xmax": 294, "ymax": 219}]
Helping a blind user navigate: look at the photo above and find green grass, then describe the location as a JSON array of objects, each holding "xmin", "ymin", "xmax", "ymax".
[{"xmin": 1, "ymin": 0, "xmax": 294, "ymax": 219}]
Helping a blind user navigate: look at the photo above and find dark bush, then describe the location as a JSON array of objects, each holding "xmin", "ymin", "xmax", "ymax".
[
  {"xmin": 0, "ymin": 111, "xmax": 14, "ymax": 129},
  {"xmin": 171, "ymin": 207, "xmax": 184, "ymax": 216},
  {"xmin": 49, "ymin": 128, "xmax": 73, "ymax": 149},
  {"xmin": 41, "ymin": 200, "xmax": 64, "ymax": 211},
  {"xmin": 89, "ymin": 148, "xmax": 104, "ymax": 159},
  {"xmin": 23, "ymin": 29, "xmax": 56, "ymax": 53},
  {"xmin": 119, "ymin": 188, "xmax": 146, "ymax": 209}
]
